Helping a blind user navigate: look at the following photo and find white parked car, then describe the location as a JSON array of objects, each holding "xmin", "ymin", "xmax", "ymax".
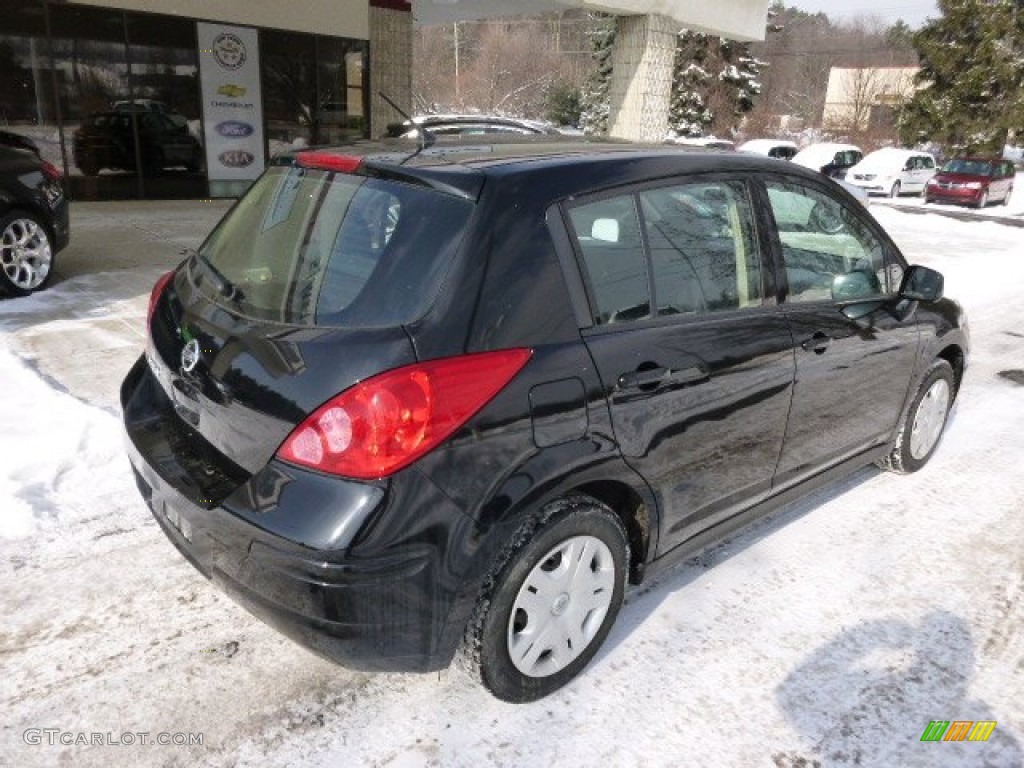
[
  {"xmin": 738, "ymin": 139, "xmax": 798, "ymax": 160},
  {"xmin": 792, "ymin": 143, "xmax": 863, "ymax": 179},
  {"xmin": 846, "ymin": 148, "xmax": 937, "ymax": 198}
]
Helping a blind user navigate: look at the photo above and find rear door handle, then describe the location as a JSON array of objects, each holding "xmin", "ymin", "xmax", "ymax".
[
  {"xmin": 800, "ymin": 332, "xmax": 831, "ymax": 354},
  {"xmin": 617, "ymin": 365, "xmax": 708, "ymax": 391}
]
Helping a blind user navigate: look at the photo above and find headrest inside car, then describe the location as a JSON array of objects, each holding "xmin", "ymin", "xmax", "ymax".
[{"xmin": 591, "ymin": 218, "xmax": 619, "ymax": 243}]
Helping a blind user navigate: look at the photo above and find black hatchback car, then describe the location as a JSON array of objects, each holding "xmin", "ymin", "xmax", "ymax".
[
  {"xmin": 0, "ymin": 142, "xmax": 70, "ymax": 296},
  {"xmin": 122, "ymin": 140, "xmax": 968, "ymax": 702}
]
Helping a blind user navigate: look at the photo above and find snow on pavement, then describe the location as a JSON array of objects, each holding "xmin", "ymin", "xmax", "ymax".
[{"xmin": 1, "ymin": 207, "xmax": 1022, "ymax": 767}]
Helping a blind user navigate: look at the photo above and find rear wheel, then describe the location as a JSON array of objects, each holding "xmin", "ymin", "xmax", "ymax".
[
  {"xmin": 462, "ymin": 495, "xmax": 628, "ymax": 703},
  {"xmin": 0, "ymin": 210, "xmax": 55, "ymax": 296},
  {"xmin": 1004, "ymin": 187, "xmax": 1013, "ymax": 206},
  {"xmin": 877, "ymin": 360, "xmax": 954, "ymax": 474}
]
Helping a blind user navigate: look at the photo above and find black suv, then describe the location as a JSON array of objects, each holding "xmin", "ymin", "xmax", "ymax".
[
  {"xmin": 122, "ymin": 141, "xmax": 968, "ymax": 702},
  {"xmin": 73, "ymin": 111, "xmax": 202, "ymax": 176}
]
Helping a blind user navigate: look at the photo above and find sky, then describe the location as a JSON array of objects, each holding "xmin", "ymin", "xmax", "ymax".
[{"xmin": 784, "ymin": 0, "xmax": 940, "ymax": 27}]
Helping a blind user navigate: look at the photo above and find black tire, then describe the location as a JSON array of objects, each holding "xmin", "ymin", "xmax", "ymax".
[
  {"xmin": 877, "ymin": 360, "xmax": 955, "ymax": 474},
  {"xmin": 0, "ymin": 210, "xmax": 56, "ymax": 297},
  {"xmin": 462, "ymin": 495, "xmax": 629, "ymax": 703},
  {"xmin": 890, "ymin": 181, "xmax": 900, "ymax": 198},
  {"xmin": 975, "ymin": 190, "xmax": 988, "ymax": 209}
]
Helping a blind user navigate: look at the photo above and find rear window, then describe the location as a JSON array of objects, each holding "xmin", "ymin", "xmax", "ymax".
[{"xmin": 195, "ymin": 165, "xmax": 473, "ymax": 326}]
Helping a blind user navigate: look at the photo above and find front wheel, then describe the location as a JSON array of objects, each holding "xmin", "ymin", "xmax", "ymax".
[
  {"xmin": 890, "ymin": 181, "xmax": 901, "ymax": 198},
  {"xmin": 975, "ymin": 190, "xmax": 989, "ymax": 209},
  {"xmin": 0, "ymin": 210, "xmax": 55, "ymax": 296},
  {"xmin": 878, "ymin": 360, "xmax": 955, "ymax": 474},
  {"xmin": 462, "ymin": 496, "xmax": 629, "ymax": 703}
]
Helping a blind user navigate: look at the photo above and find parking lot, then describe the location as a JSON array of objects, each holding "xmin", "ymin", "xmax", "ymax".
[{"xmin": 1, "ymin": 199, "xmax": 1022, "ymax": 767}]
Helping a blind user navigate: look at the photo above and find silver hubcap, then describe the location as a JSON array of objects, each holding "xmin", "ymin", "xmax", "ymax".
[
  {"xmin": 1, "ymin": 218, "xmax": 52, "ymax": 290},
  {"xmin": 507, "ymin": 535, "xmax": 616, "ymax": 678},
  {"xmin": 910, "ymin": 378, "xmax": 950, "ymax": 460}
]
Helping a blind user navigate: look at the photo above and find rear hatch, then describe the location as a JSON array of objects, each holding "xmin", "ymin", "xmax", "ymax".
[{"xmin": 127, "ymin": 159, "xmax": 477, "ymax": 506}]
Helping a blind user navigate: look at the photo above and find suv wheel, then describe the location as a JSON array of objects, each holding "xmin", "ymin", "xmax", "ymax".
[
  {"xmin": 877, "ymin": 360, "xmax": 954, "ymax": 474},
  {"xmin": 0, "ymin": 210, "xmax": 55, "ymax": 296},
  {"xmin": 463, "ymin": 495, "xmax": 628, "ymax": 703}
]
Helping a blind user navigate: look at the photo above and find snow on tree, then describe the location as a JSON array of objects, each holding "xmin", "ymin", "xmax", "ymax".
[
  {"xmin": 669, "ymin": 31, "xmax": 767, "ymax": 139},
  {"xmin": 579, "ymin": 13, "xmax": 616, "ymax": 135}
]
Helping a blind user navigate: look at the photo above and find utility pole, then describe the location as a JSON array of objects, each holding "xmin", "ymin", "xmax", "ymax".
[{"xmin": 454, "ymin": 22, "xmax": 460, "ymax": 105}]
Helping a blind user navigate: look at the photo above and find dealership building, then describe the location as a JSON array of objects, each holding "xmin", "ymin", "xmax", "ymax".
[{"xmin": 1, "ymin": 0, "xmax": 766, "ymax": 201}]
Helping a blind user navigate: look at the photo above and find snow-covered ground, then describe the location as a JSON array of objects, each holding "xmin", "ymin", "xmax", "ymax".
[{"xmin": 1, "ymin": 206, "xmax": 1022, "ymax": 767}]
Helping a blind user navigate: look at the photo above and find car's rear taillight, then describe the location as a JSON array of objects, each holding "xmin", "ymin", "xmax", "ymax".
[
  {"xmin": 40, "ymin": 161, "xmax": 63, "ymax": 181},
  {"xmin": 277, "ymin": 348, "xmax": 533, "ymax": 480},
  {"xmin": 148, "ymin": 271, "xmax": 175, "ymax": 330}
]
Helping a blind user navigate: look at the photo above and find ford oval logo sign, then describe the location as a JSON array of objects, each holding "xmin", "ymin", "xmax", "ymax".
[
  {"xmin": 215, "ymin": 120, "xmax": 254, "ymax": 138},
  {"xmin": 218, "ymin": 150, "xmax": 255, "ymax": 168}
]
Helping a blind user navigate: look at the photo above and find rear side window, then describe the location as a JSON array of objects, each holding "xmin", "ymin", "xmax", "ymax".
[
  {"xmin": 196, "ymin": 166, "xmax": 473, "ymax": 326},
  {"xmin": 566, "ymin": 180, "xmax": 764, "ymax": 325},
  {"xmin": 567, "ymin": 196, "xmax": 649, "ymax": 324}
]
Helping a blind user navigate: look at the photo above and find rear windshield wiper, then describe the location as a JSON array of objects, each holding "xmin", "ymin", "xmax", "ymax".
[{"xmin": 184, "ymin": 247, "xmax": 243, "ymax": 301}]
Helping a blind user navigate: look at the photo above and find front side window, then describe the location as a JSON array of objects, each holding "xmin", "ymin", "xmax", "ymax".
[{"xmin": 766, "ymin": 181, "xmax": 898, "ymax": 303}]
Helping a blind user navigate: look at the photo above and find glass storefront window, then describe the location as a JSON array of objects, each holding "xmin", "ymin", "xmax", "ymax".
[
  {"xmin": 125, "ymin": 12, "xmax": 204, "ymax": 197},
  {"xmin": 261, "ymin": 30, "xmax": 317, "ymax": 158},
  {"xmin": 316, "ymin": 37, "xmax": 369, "ymax": 144},
  {"xmin": 0, "ymin": 1, "xmax": 62, "ymax": 169},
  {"xmin": 0, "ymin": 2, "xmax": 370, "ymax": 200}
]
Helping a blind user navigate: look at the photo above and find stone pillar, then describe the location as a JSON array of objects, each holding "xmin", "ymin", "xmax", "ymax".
[
  {"xmin": 608, "ymin": 14, "xmax": 677, "ymax": 143},
  {"xmin": 369, "ymin": 0, "xmax": 413, "ymax": 138}
]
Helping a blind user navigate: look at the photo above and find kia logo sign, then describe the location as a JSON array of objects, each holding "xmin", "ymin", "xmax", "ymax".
[
  {"xmin": 215, "ymin": 121, "xmax": 254, "ymax": 138},
  {"xmin": 218, "ymin": 150, "xmax": 255, "ymax": 168}
]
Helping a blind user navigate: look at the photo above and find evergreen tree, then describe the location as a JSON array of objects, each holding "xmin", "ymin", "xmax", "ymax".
[
  {"xmin": 669, "ymin": 32, "xmax": 766, "ymax": 138},
  {"xmin": 579, "ymin": 14, "xmax": 616, "ymax": 135},
  {"xmin": 898, "ymin": 0, "xmax": 1024, "ymax": 153},
  {"xmin": 669, "ymin": 33, "xmax": 714, "ymax": 137}
]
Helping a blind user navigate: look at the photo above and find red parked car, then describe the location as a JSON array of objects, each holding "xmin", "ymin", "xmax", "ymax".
[{"xmin": 924, "ymin": 157, "xmax": 1015, "ymax": 208}]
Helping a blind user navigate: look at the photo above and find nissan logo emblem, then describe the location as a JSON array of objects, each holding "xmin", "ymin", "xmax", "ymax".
[{"xmin": 181, "ymin": 339, "xmax": 201, "ymax": 373}]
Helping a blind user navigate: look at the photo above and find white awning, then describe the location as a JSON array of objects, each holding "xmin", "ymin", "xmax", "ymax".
[{"xmin": 411, "ymin": 0, "xmax": 770, "ymax": 41}]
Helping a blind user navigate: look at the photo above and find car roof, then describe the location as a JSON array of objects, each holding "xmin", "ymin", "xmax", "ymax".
[
  {"xmin": 283, "ymin": 137, "xmax": 831, "ymax": 202},
  {"xmin": 739, "ymin": 139, "xmax": 797, "ymax": 151}
]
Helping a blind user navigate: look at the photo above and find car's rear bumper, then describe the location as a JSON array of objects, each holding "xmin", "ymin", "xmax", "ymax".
[{"xmin": 121, "ymin": 354, "xmax": 470, "ymax": 673}]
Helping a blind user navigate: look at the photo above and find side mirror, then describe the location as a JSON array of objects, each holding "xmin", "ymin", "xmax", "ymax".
[{"xmin": 899, "ymin": 265, "xmax": 944, "ymax": 302}]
